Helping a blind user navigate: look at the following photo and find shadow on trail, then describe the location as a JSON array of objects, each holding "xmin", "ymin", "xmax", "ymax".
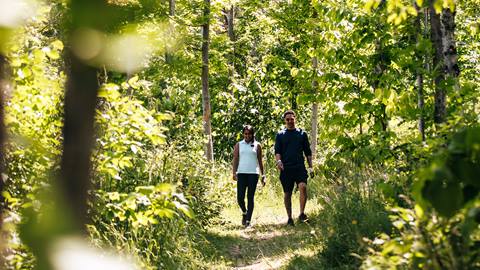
[{"xmin": 204, "ymin": 216, "xmax": 326, "ymax": 268}]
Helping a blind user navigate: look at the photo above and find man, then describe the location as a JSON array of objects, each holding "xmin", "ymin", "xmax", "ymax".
[{"xmin": 274, "ymin": 110, "xmax": 313, "ymax": 226}]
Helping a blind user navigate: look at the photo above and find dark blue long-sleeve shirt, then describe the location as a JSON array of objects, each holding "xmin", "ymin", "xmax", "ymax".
[{"xmin": 274, "ymin": 128, "xmax": 312, "ymax": 169}]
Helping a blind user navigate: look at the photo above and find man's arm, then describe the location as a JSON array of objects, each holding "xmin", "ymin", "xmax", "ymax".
[
  {"xmin": 306, "ymin": 155, "xmax": 313, "ymax": 169},
  {"xmin": 232, "ymin": 143, "xmax": 239, "ymax": 180},
  {"xmin": 303, "ymin": 132, "xmax": 314, "ymax": 176},
  {"xmin": 275, "ymin": 153, "xmax": 284, "ymax": 170},
  {"xmin": 274, "ymin": 133, "xmax": 284, "ymax": 170}
]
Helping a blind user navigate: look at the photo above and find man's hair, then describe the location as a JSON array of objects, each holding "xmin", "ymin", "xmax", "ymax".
[{"xmin": 282, "ymin": 110, "xmax": 295, "ymax": 119}]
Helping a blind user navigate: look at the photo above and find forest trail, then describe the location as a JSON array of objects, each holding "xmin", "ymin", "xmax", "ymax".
[{"xmin": 205, "ymin": 186, "xmax": 325, "ymax": 269}]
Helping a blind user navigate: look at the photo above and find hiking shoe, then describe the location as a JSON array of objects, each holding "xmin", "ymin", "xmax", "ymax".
[
  {"xmin": 298, "ymin": 213, "xmax": 309, "ymax": 223},
  {"xmin": 287, "ymin": 218, "xmax": 295, "ymax": 226},
  {"xmin": 242, "ymin": 213, "xmax": 247, "ymax": 226}
]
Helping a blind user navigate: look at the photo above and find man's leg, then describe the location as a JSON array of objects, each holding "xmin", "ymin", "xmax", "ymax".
[
  {"xmin": 284, "ymin": 192, "xmax": 292, "ymax": 219},
  {"xmin": 280, "ymin": 170, "xmax": 295, "ymax": 225},
  {"xmin": 298, "ymin": 182, "xmax": 307, "ymax": 215}
]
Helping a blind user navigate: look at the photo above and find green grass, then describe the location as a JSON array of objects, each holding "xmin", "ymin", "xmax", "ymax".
[
  {"xmin": 201, "ymin": 181, "xmax": 327, "ymax": 269},
  {"xmin": 197, "ymin": 164, "xmax": 392, "ymax": 270}
]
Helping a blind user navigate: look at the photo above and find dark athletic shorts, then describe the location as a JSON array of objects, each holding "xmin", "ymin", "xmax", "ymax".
[{"xmin": 280, "ymin": 167, "xmax": 308, "ymax": 193}]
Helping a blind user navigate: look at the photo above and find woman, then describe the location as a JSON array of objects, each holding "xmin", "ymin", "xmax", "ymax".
[{"xmin": 232, "ymin": 125, "xmax": 266, "ymax": 227}]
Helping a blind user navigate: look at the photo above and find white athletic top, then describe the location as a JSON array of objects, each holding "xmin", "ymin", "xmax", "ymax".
[{"xmin": 236, "ymin": 140, "xmax": 260, "ymax": 174}]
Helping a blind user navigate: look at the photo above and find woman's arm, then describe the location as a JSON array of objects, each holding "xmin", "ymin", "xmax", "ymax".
[
  {"xmin": 232, "ymin": 143, "xmax": 239, "ymax": 180},
  {"xmin": 257, "ymin": 144, "xmax": 266, "ymax": 185}
]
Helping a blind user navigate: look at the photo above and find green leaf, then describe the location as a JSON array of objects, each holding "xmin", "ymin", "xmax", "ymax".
[
  {"xmin": 155, "ymin": 208, "xmax": 176, "ymax": 218},
  {"xmin": 51, "ymin": 40, "xmax": 64, "ymax": 51},
  {"xmin": 173, "ymin": 201, "xmax": 194, "ymax": 218},
  {"xmin": 107, "ymin": 192, "xmax": 120, "ymax": 201},
  {"xmin": 422, "ymin": 179, "xmax": 463, "ymax": 218},
  {"xmin": 290, "ymin": 67, "xmax": 299, "ymax": 77},
  {"xmin": 156, "ymin": 183, "xmax": 173, "ymax": 194},
  {"xmin": 135, "ymin": 186, "xmax": 155, "ymax": 195}
]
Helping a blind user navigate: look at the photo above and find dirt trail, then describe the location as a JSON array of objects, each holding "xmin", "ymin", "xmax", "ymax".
[{"xmin": 205, "ymin": 191, "xmax": 324, "ymax": 269}]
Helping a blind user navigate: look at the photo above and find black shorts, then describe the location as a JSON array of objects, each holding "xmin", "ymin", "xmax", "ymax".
[{"xmin": 280, "ymin": 167, "xmax": 308, "ymax": 193}]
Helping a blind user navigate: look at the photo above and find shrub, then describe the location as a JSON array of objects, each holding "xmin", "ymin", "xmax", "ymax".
[{"xmin": 311, "ymin": 162, "xmax": 392, "ymax": 268}]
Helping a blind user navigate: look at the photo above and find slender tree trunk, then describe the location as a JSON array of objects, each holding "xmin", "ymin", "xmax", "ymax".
[
  {"xmin": 227, "ymin": 5, "xmax": 235, "ymax": 82},
  {"xmin": 169, "ymin": 0, "xmax": 175, "ymax": 16},
  {"xmin": 373, "ymin": 41, "xmax": 388, "ymax": 132},
  {"xmin": 310, "ymin": 57, "xmax": 318, "ymax": 160},
  {"xmin": 441, "ymin": 8, "xmax": 459, "ymax": 83},
  {"xmin": 165, "ymin": 0, "xmax": 175, "ymax": 64},
  {"xmin": 429, "ymin": 1, "xmax": 446, "ymax": 124},
  {"xmin": 202, "ymin": 0, "xmax": 214, "ymax": 161},
  {"xmin": 0, "ymin": 53, "xmax": 8, "ymax": 268},
  {"xmin": 416, "ymin": 71, "xmax": 426, "ymax": 140},
  {"xmin": 415, "ymin": 5, "xmax": 426, "ymax": 141},
  {"xmin": 60, "ymin": 50, "xmax": 99, "ymax": 232}
]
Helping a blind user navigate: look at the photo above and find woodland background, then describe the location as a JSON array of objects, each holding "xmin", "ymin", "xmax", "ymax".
[{"xmin": 0, "ymin": 0, "xmax": 479, "ymax": 269}]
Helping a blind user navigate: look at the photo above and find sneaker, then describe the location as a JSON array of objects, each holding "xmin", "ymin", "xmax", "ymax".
[
  {"xmin": 245, "ymin": 220, "xmax": 251, "ymax": 228},
  {"xmin": 298, "ymin": 213, "xmax": 309, "ymax": 223},
  {"xmin": 242, "ymin": 213, "xmax": 247, "ymax": 226},
  {"xmin": 287, "ymin": 218, "xmax": 295, "ymax": 226}
]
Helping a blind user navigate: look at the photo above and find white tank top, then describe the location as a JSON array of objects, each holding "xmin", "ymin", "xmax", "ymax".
[{"xmin": 236, "ymin": 140, "xmax": 260, "ymax": 174}]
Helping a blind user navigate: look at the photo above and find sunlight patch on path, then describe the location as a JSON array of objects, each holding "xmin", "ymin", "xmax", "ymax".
[{"xmin": 206, "ymin": 187, "xmax": 324, "ymax": 269}]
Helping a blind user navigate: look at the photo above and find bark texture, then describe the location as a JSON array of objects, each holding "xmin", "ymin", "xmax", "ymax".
[
  {"xmin": 415, "ymin": 5, "xmax": 426, "ymax": 141},
  {"xmin": 226, "ymin": 6, "xmax": 236, "ymax": 85},
  {"xmin": 202, "ymin": 0, "xmax": 214, "ymax": 161},
  {"xmin": 0, "ymin": 53, "xmax": 8, "ymax": 267},
  {"xmin": 165, "ymin": 0, "xmax": 175, "ymax": 64},
  {"xmin": 60, "ymin": 51, "xmax": 99, "ymax": 232},
  {"xmin": 430, "ymin": 3, "xmax": 447, "ymax": 124},
  {"xmin": 310, "ymin": 57, "xmax": 318, "ymax": 160}
]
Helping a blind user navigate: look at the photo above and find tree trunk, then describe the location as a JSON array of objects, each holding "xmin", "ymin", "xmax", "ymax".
[
  {"xmin": 169, "ymin": 0, "xmax": 175, "ymax": 16},
  {"xmin": 441, "ymin": 8, "xmax": 459, "ymax": 82},
  {"xmin": 429, "ymin": 2, "xmax": 446, "ymax": 124},
  {"xmin": 165, "ymin": 0, "xmax": 175, "ymax": 64},
  {"xmin": 60, "ymin": 50, "xmax": 99, "ymax": 232},
  {"xmin": 415, "ymin": 5, "xmax": 426, "ymax": 141},
  {"xmin": 373, "ymin": 41, "xmax": 388, "ymax": 132},
  {"xmin": 0, "ymin": 53, "xmax": 8, "ymax": 267},
  {"xmin": 416, "ymin": 70, "xmax": 426, "ymax": 141},
  {"xmin": 202, "ymin": 0, "xmax": 214, "ymax": 161},
  {"xmin": 225, "ymin": 5, "xmax": 235, "ymax": 88},
  {"xmin": 310, "ymin": 57, "xmax": 318, "ymax": 160}
]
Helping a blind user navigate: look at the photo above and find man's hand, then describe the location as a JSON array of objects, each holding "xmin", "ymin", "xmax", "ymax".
[
  {"xmin": 308, "ymin": 167, "xmax": 314, "ymax": 178},
  {"xmin": 233, "ymin": 174, "xmax": 238, "ymax": 181},
  {"xmin": 261, "ymin": 175, "xmax": 266, "ymax": 186},
  {"xmin": 276, "ymin": 160, "xmax": 284, "ymax": 171}
]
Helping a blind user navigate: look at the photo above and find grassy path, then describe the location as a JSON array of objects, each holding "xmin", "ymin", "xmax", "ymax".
[{"xmin": 203, "ymin": 185, "xmax": 326, "ymax": 269}]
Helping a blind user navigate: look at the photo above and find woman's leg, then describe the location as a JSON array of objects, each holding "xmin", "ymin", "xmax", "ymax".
[
  {"xmin": 237, "ymin": 174, "xmax": 248, "ymax": 214},
  {"xmin": 245, "ymin": 174, "xmax": 259, "ymax": 222}
]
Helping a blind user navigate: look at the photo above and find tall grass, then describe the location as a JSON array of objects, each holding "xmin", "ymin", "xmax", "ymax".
[{"xmin": 309, "ymin": 162, "xmax": 392, "ymax": 268}]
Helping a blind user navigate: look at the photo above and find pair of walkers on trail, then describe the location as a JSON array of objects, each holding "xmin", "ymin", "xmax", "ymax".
[{"xmin": 232, "ymin": 110, "xmax": 314, "ymax": 227}]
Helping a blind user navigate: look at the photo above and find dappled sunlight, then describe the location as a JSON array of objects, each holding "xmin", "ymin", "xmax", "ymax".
[
  {"xmin": 70, "ymin": 21, "xmax": 179, "ymax": 73},
  {"xmin": 2, "ymin": 0, "xmax": 479, "ymax": 269},
  {"xmin": 50, "ymin": 236, "xmax": 139, "ymax": 270},
  {"xmin": 0, "ymin": 0, "xmax": 37, "ymax": 28},
  {"xmin": 205, "ymin": 187, "xmax": 326, "ymax": 269}
]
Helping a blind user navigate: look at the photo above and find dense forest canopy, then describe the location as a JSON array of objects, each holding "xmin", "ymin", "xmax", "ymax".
[{"xmin": 0, "ymin": 0, "xmax": 479, "ymax": 269}]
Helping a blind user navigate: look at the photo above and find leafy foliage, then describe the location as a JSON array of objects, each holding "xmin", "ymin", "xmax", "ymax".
[
  {"xmin": 1, "ymin": 0, "xmax": 480, "ymax": 269},
  {"xmin": 416, "ymin": 126, "xmax": 480, "ymax": 218}
]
